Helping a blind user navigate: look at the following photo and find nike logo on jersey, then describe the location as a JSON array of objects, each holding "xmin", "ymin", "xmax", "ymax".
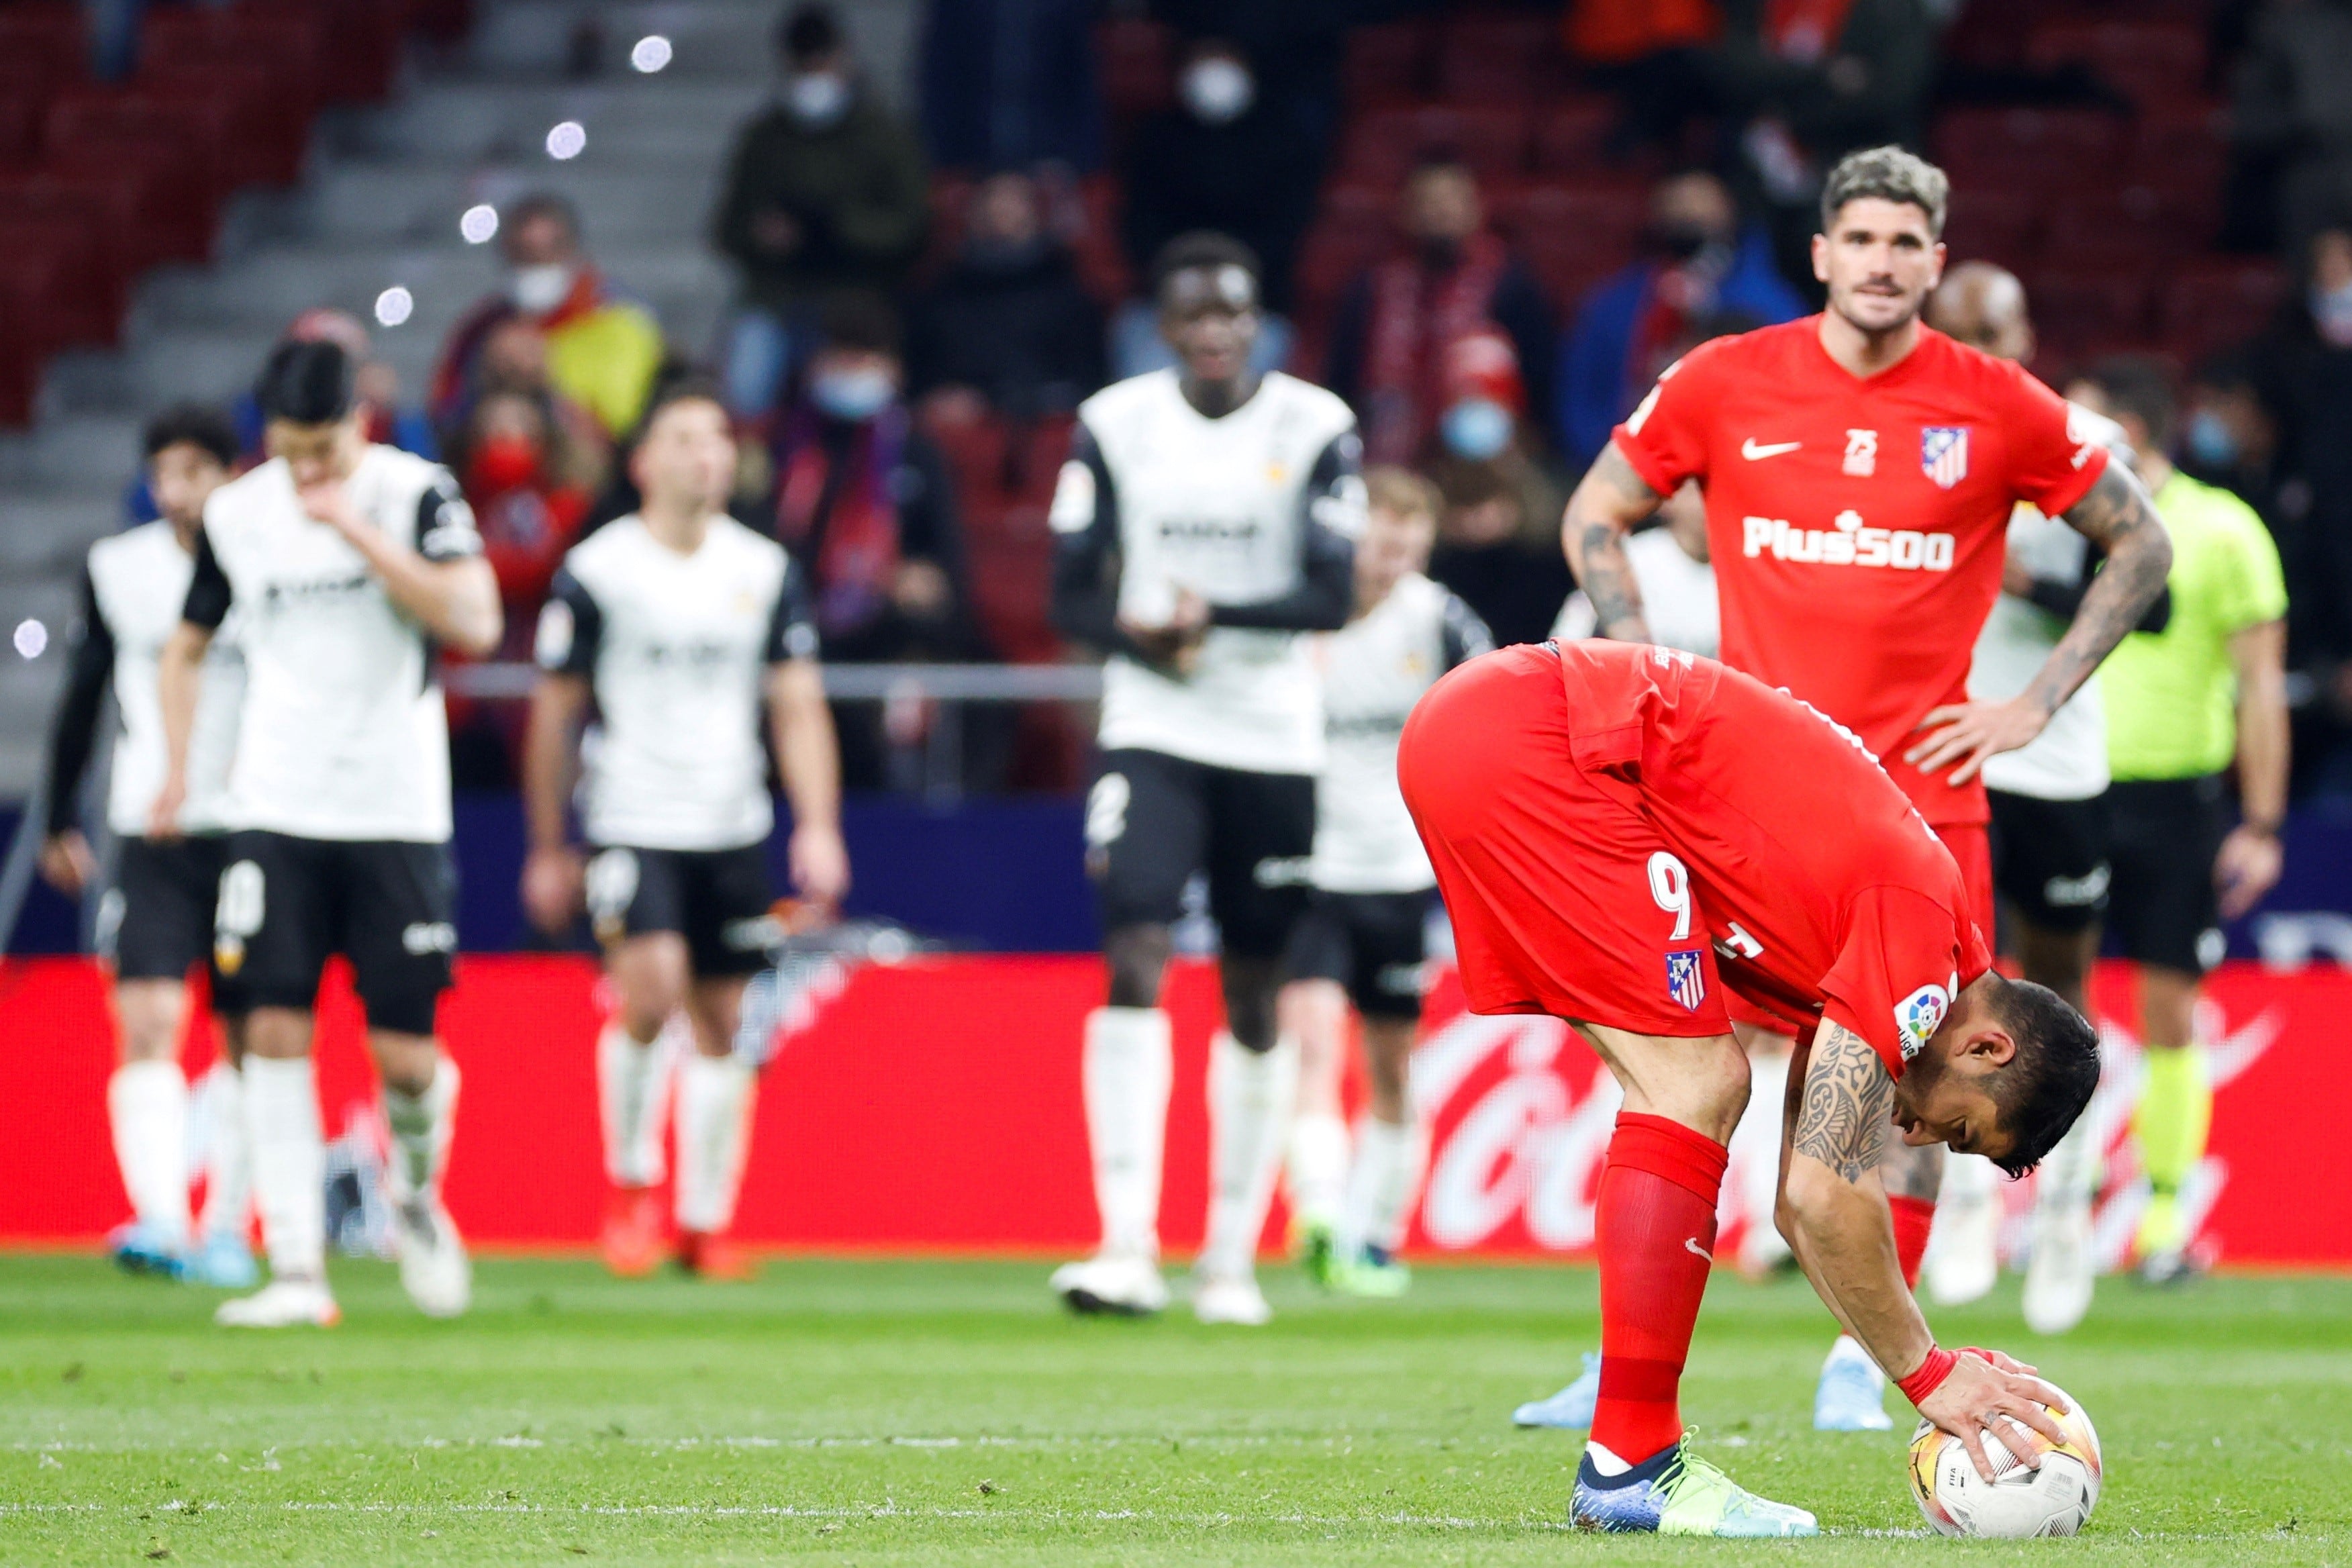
[
  {"xmin": 1742, "ymin": 439, "xmax": 1802, "ymax": 460},
  {"xmin": 1685, "ymin": 1236, "xmax": 1713, "ymax": 1261}
]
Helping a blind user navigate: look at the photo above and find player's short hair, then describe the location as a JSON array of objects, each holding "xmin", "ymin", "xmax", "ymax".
[
  {"xmin": 1365, "ymin": 466, "xmax": 1441, "ymax": 523},
  {"xmin": 1986, "ymin": 976, "xmax": 2102, "ymax": 1177},
  {"xmin": 1150, "ymin": 231, "xmax": 1261, "ymax": 299},
  {"xmin": 820, "ymin": 291, "xmax": 902, "ymax": 356},
  {"xmin": 779, "ymin": 1, "xmax": 841, "ymax": 61},
  {"xmin": 505, "ymin": 191, "xmax": 581, "ymax": 242},
  {"xmin": 143, "ymin": 402, "xmax": 239, "ymax": 469},
  {"xmin": 1820, "ymin": 145, "xmax": 1949, "ymax": 240},
  {"xmin": 638, "ymin": 372, "xmax": 730, "ymax": 434},
  {"xmin": 255, "ymin": 340, "xmax": 354, "ymax": 426},
  {"xmin": 2085, "ymin": 354, "xmax": 2180, "ymax": 452}
]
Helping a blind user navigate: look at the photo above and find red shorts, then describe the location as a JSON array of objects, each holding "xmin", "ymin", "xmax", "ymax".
[{"xmin": 1400, "ymin": 643, "xmax": 1732, "ymax": 1037}]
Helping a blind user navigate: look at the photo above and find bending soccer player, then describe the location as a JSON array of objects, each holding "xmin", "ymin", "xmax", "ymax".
[
  {"xmin": 1048, "ymin": 232, "xmax": 1361, "ymax": 1326},
  {"xmin": 522, "ymin": 379, "xmax": 849, "ymax": 1281},
  {"xmin": 1403, "ymin": 639, "xmax": 2098, "ymax": 1535},
  {"xmin": 1524, "ymin": 144, "xmax": 2171, "ymax": 1434},
  {"xmin": 1281, "ymin": 469, "xmax": 1489, "ymax": 1295},
  {"xmin": 40, "ymin": 405, "xmax": 256, "ymax": 1288},
  {"xmin": 156, "ymin": 342, "xmax": 503, "ymax": 1327}
]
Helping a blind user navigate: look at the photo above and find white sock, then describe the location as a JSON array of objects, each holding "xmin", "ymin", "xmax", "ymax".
[
  {"xmin": 598, "ymin": 1018, "xmax": 677, "ymax": 1187},
  {"xmin": 1584, "ymin": 1441, "xmax": 1632, "ymax": 1478},
  {"xmin": 243, "ymin": 1056, "xmax": 326, "ymax": 1281},
  {"xmin": 1198, "ymin": 1032, "xmax": 1299, "ymax": 1281},
  {"xmin": 674, "ymin": 1052, "xmax": 755, "ymax": 1234},
  {"xmin": 108, "ymin": 1060, "xmax": 191, "ymax": 1242},
  {"xmin": 1730, "ymin": 1050, "xmax": 1790, "ymax": 1267},
  {"xmin": 1285, "ymin": 1110, "xmax": 1349, "ymax": 1232},
  {"xmin": 1339, "ymin": 1114, "xmax": 1423, "ymax": 1257},
  {"xmin": 1825, "ymin": 1332, "xmax": 1885, "ymax": 1385},
  {"xmin": 2036, "ymin": 1104, "xmax": 2103, "ymax": 1212},
  {"xmin": 200, "ymin": 1063, "xmax": 252, "ymax": 1242},
  {"xmin": 1081, "ymin": 1006, "xmax": 1171, "ymax": 1261},
  {"xmin": 381, "ymin": 1054, "xmax": 459, "ymax": 1206}
]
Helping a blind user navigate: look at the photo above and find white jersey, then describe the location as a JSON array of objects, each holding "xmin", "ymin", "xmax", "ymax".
[
  {"xmin": 1051, "ymin": 369, "xmax": 1365, "ymax": 775},
  {"xmin": 536, "ymin": 515, "xmax": 818, "ymax": 852},
  {"xmin": 185, "ymin": 445, "xmax": 481, "ymax": 842},
  {"xmin": 1969, "ymin": 403, "xmax": 2133, "ymax": 802},
  {"xmin": 1311, "ymin": 573, "xmax": 1491, "ymax": 893},
  {"xmin": 1553, "ymin": 527, "xmax": 1719, "ymax": 657},
  {"xmin": 80, "ymin": 523, "xmax": 245, "ymax": 835}
]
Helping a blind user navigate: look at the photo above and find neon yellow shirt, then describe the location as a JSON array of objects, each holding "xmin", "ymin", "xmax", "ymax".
[
  {"xmin": 546, "ymin": 302, "xmax": 665, "ymax": 438},
  {"xmin": 2102, "ymin": 470, "xmax": 2286, "ymax": 781}
]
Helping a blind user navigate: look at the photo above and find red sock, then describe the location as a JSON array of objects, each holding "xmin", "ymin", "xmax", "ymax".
[
  {"xmin": 1591, "ymin": 1113, "xmax": 1730, "ymax": 1467},
  {"xmin": 1890, "ymin": 1195, "xmax": 1935, "ymax": 1291}
]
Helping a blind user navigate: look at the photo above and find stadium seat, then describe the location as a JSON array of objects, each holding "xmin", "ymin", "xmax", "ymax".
[
  {"xmin": 2026, "ymin": 21, "xmax": 2206, "ymax": 110},
  {"xmin": 2157, "ymin": 260, "xmax": 2288, "ymax": 360},
  {"xmin": 1939, "ymin": 187, "xmax": 2041, "ymax": 270},
  {"xmin": 1934, "ymin": 108, "xmax": 2126, "ymax": 191},
  {"xmin": 1496, "ymin": 182, "xmax": 1647, "ymax": 254},
  {"xmin": 46, "ymin": 89, "xmax": 230, "ymax": 227},
  {"xmin": 0, "ymin": 166, "xmax": 176, "ymax": 278},
  {"xmin": 920, "ymin": 407, "xmax": 1014, "ymax": 503},
  {"xmin": 2044, "ymin": 185, "xmax": 2214, "ymax": 266},
  {"xmin": 2026, "ymin": 268, "xmax": 2155, "ymax": 354},
  {"xmin": 1342, "ymin": 21, "xmax": 1431, "ymax": 109},
  {"xmin": 1532, "ymin": 99, "xmax": 1619, "ymax": 177},
  {"xmin": 1436, "ymin": 13, "xmax": 1567, "ymax": 103},
  {"xmin": 0, "ymin": 219, "xmax": 119, "ymax": 349},
  {"xmin": 0, "ymin": 303, "xmax": 32, "ymax": 426},
  {"xmin": 0, "ymin": 3, "xmax": 87, "ymax": 84},
  {"xmin": 1096, "ymin": 15, "xmax": 1173, "ymax": 121},
  {"xmin": 1336, "ymin": 103, "xmax": 1530, "ymax": 187}
]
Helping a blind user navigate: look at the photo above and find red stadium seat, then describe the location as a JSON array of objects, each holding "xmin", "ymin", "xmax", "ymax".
[
  {"xmin": 2157, "ymin": 260, "xmax": 2288, "ymax": 360},
  {"xmin": 1096, "ymin": 16, "xmax": 1173, "ymax": 120},
  {"xmin": 1496, "ymin": 181, "xmax": 1647, "ymax": 255},
  {"xmin": 1940, "ymin": 187, "xmax": 2041, "ymax": 271},
  {"xmin": 46, "ymin": 87, "xmax": 231, "ymax": 217},
  {"xmin": 2026, "ymin": 268, "xmax": 2155, "ymax": 354},
  {"xmin": 1934, "ymin": 108, "xmax": 2126, "ymax": 190},
  {"xmin": 1532, "ymin": 99, "xmax": 1618, "ymax": 177},
  {"xmin": 919, "ymin": 407, "xmax": 1013, "ymax": 503},
  {"xmin": 1436, "ymin": 13, "xmax": 1566, "ymax": 103},
  {"xmin": 1336, "ymin": 103, "xmax": 1530, "ymax": 187},
  {"xmin": 0, "ymin": 3, "xmax": 87, "ymax": 84},
  {"xmin": 1342, "ymin": 21, "xmax": 1431, "ymax": 109},
  {"xmin": 2043, "ymin": 185, "xmax": 2214, "ymax": 266},
  {"xmin": 0, "ymin": 220, "xmax": 116, "ymax": 349},
  {"xmin": 0, "ymin": 165, "xmax": 177, "ymax": 278},
  {"xmin": 1014, "ymin": 415, "xmax": 1075, "ymax": 503},
  {"xmin": 2027, "ymin": 22, "xmax": 2206, "ymax": 110}
]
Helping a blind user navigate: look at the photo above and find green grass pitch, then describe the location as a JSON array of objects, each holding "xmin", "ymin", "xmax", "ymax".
[{"xmin": 1, "ymin": 1253, "xmax": 2347, "ymax": 1565}]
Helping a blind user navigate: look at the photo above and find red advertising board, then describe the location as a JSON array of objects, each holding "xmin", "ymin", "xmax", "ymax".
[{"xmin": 2, "ymin": 954, "xmax": 2345, "ymax": 1265}]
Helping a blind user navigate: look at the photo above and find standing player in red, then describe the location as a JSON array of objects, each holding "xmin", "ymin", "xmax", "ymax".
[
  {"xmin": 1403, "ymin": 638, "xmax": 2098, "ymax": 1533},
  {"xmin": 1508, "ymin": 146, "xmax": 2172, "ymax": 1436}
]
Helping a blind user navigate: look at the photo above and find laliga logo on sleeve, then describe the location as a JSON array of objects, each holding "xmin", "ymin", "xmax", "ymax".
[{"xmin": 1894, "ymin": 981, "xmax": 1952, "ymax": 1061}]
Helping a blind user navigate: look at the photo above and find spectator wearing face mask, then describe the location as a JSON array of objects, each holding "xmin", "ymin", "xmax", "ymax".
[
  {"xmin": 432, "ymin": 193, "xmax": 667, "ymax": 443},
  {"xmin": 712, "ymin": 2, "xmax": 930, "ymax": 420},
  {"xmin": 1323, "ymin": 156, "xmax": 1557, "ymax": 467},
  {"xmin": 1420, "ymin": 331, "xmax": 1572, "ymax": 648},
  {"xmin": 907, "ymin": 168, "xmax": 1106, "ymax": 422},
  {"xmin": 1556, "ymin": 170, "xmax": 1806, "ymax": 466}
]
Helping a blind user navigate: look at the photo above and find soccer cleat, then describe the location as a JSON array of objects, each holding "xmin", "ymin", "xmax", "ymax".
[
  {"xmin": 1191, "ymin": 1271, "xmax": 1273, "ymax": 1326},
  {"xmin": 2137, "ymin": 1246, "xmax": 2202, "ymax": 1287},
  {"xmin": 215, "ymin": 1278, "xmax": 340, "ymax": 1328},
  {"xmin": 1573, "ymin": 1442, "xmax": 1819, "ymax": 1536},
  {"xmin": 1925, "ymin": 1192, "xmax": 2000, "ymax": 1308},
  {"xmin": 1514, "ymin": 1352, "xmax": 1601, "ymax": 1429},
  {"xmin": 676, "ymin": 1230, "xmax": 757, "ymax": 1282},
  {"xmin": 395, "ymin": 1197, "xmax": 473, "ymax": 1318},
  {"xmin": 601, "ymin": 1184, "xmax": 667, "ymax": 1279},
  {"xmin": 1295, "ymin": 1220, "xmax": 1339, "ymax": 1290},
  {"xmin": 1049, "ymin": 1253, "xmax": 1169, "ymax": 1316},
  {"xmin": 185, "ymin": 1232, "xmax": 260, "ymax": 1291},
  {"xmin": 1331, "ymin": 1244, "xmax": 1411, "ymax": 1298},
  {"xmin": 1814, "ymin": 1340, "xmax": 1894, "ymax": 1431},
  {"xmin": 2023, "ymin": 1199, "xmax": 2096, "ymax": 1335},
  {"xmin": 107, "ymin": 1220, "xmax": 188, "ymax": 1279}
]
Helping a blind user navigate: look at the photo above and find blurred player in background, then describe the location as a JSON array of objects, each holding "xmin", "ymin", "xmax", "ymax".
[
  {"xmin": 1048, "ymin": 233, "xmax": 1362, "ymax": 1326},
  {"xmin": 156, "ymin": 341, "xmax": 503, "ymax": 1328},
  {"xmin": 1532, "ymin": 146, "xmax": 2171, "ymax": 1434},
  {"xmin": 523, "ymin": 379, "xmax": 848, "ymax": 1281},
  {"xmin": 2070, "ymin": 358, "xmax": 2288, "ymax": 1287},
  {"xmin": 1920, "ymin": 266, "xmax": 2157, "ymax": 1331},
  {"xmin": 40, "ymin": 405, "xmax": 257, "ymax": 1289},
  {"xmin": 1281, "ymin": 468, "xmax": 1489, "ymax": 1297}
]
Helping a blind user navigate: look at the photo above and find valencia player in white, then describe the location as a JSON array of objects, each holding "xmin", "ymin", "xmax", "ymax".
[
  {"xmin": 1048, "ymin": 233, "xmax": 1364, "ymax": 1326},
  {"xmin": 40, "ymin": 405, "xmax": 256, "ymax": 1289},
  {"xmin": 1282, "ymin": 468, "xmax": 1489, "ymax": 1297},
  {"xmin": 522, "ymin": 379, "xmax": 848, "ymax": 1281},
  {"xmin": 156, "ymin": 342, "xmax": 503, "ymax": 1327}
]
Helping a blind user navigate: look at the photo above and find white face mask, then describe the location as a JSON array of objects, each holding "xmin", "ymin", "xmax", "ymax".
[
  {"xmin": 509, "ymin": 262, "xmax": 577, "ymax": 315},
  {"xmin": 1180, "ymin": 58, "xmax": 1254, "ymax": 126},
  {"xmin": 2314, "ymin": 279, "xmax": 2352, "ymax": 348},
  {"xmin": 785, "ymin": 70, "xmax": 852, "ymax": 128},
  {"xmin": 811, "ymin": 365, "xmax": 895, "ymax": 422}
]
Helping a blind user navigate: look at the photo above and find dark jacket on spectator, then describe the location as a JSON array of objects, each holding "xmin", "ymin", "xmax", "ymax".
[
  {"xmin": 1708, "ymin": 0, "xmax": 1937, "ymax": 158},
  {"xmin": 918, "ymin": 0, "xmax": 1105, "ymax": 173},
  {"xmin": 713, "ymin": 92, "xmax": 930, "ymax": 315},
  {"xmin": 909, "ymin": 242, "xmax": 1106, "ymax": 416},
  {"xmin": 1120, "ymin": 98, "xmax": 1322, "ymax": 316}
]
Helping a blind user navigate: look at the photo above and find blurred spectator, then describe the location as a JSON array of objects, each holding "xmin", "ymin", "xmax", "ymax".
[
  {"xmin": 1324, "ymin": 157, "xmax": 1557, "ymax": 467},
  {"xmin": 712, "ymin": 3, "xmax": 930, "ymax": 420},
  {"xmin": 1557, "ymin": 171, "xmax": 1806, "ymax": 465},
  {"xmin": 237, "ymin": 309, "xmax": 436, "ymax": 460},
  {"xmin": 1420, "ymin": 332, "xmax": 1571, "ymax": 646},
  {"xmin": 1120, "ymin": 38, "xmax": 1322, "ymax": 319},
  {"xmin": 433, "ymin": 194, "xmax": 666, "ymax": 443},
  {"xmin": 918, "ymin": 0, "xmax": 1104, "ymax": 173},
  {"xmin": 444, "ymin": 318, "xmax": 616, "ymax": 486},
  {"xmin": 454, "ymin": 389, "xmax": 597, "ymax": 630},
  {"xmin": 2232, "ymin": 0, "xmax": 2352, "ymax": 256},
  {"xmin": 1562, "ymin": 0, "xmax": 1724, "ymax": 156},
  {"xmin": 768, "ymin": 299, "xmax": 978, "ymax": 787},
  {"xmin": 908, "ymin": 169, "xmax": 1106, "ymax": 420}
]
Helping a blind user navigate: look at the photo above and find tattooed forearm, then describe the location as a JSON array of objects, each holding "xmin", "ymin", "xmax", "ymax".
[
  {"xmin": 2029, "ymin": 462, "xmax": 2174, "ymax": 717},
  {"xmin": 1561, "ymin": 442, "xmax": 1663, "ymax": 642},
  {"xmin": 1792, "ymin": 1021, "xmax": 1894, "ymax": 1183},
  {"xmin": 1577, "ymin": 523, "xmax": 1650, "ymax": 640}
]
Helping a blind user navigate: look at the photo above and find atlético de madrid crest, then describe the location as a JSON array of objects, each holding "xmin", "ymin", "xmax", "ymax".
[
  {"xmin": 1921, "ymin": 426, "xmax": 1969, "ymax": 489},
  {"xmin": 1665, "ymin": 948, "xmax": 1708, "ymax": 1012}
]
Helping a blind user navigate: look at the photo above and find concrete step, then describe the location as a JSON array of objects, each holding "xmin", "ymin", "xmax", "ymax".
[
  {"xmin": 0, "ymin": 494, "xmax": 119, "ymax": 577},
  {"xmin": 305, "ymin": 158, "xmax": 726, "ymax": 245},
  {"xmin": 0, "ymin": 414, "xmax": 145, "ymax": 495},
  {"xmin": 342, "ymin": 79, "xmax": 768, "ymax": 162}
]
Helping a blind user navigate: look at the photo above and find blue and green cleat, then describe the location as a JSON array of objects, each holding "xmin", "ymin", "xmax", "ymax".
[
  {"xmin": 1573, "ymin": 1441, "xmax": 1819, "ymax": 1536},
  {"xmin": 1513, "ymin": 1351, "xmax": 1601, "ymax": 1428}
]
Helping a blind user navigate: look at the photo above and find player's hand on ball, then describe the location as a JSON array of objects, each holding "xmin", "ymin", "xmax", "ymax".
[
  {"xmin": 1904, "ymin": 696, "xmax": 2051, "ymax": 786},
  {"xmin": 37, "ymin": 830, "xmax": 94, "ymax": 896},
  {"xmin": 1916, "ymin": 1351, "xmax": 2072, "ymax": 1483},
  {"xmin": 521, "ymin": 844, "xmax": 585, "ymax": 935},
  {"xmin": 790, "ymin": 822, "xmax": 850, "ymax": 911}
]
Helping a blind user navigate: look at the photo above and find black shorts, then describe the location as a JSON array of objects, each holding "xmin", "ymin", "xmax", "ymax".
[
  {"xmin": 213, "ymin": 832, "xmax": 457, "ymax": 1035},
  {"xmin": 102, "ymin": 835, "xmax": 228, "ymax": 984},
  {"xmin": 1988, "ymin": 789, "xmax": 2112, "ymax": 934},
  {"xmin": 2107, "ymin": 775, "xmax": 2231, "ymax": 974},
  {"xmin": 584, "ymin": 843, "xmax": 775, "ymax": 977},
  {"xmin": 1086, "ymin": 748, "xmax": 1316, "ymax": 959},
  {"xmin": 1284, "ymin": 889, "xmax": 1432, "ymax": 1020}
]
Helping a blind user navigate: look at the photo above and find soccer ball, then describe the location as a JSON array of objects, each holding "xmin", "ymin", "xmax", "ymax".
[{"xmin": 1906, "ymin": 1383, "xmax": 2102, "ymax": 1538}]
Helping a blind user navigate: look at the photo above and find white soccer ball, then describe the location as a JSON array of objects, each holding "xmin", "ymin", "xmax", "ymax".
[{"xmin": 1906, "ymin": 1383, "xmax": 2102, "ymax": 1538}]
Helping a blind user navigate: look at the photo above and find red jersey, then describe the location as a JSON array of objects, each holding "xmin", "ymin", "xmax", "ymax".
[{"xmin": 1610, "ymin": 317, "xmax": 2108, "ymax": 827}]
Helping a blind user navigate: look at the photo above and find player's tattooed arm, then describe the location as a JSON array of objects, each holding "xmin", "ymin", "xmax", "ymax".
[
  {"xmin": 1561, "ymin": 442, "xmax": 1664, "ymax": 642},
  {"xmin": 1791, "ymin": 1020, "xmax": 1894, "ymax": 1183}
]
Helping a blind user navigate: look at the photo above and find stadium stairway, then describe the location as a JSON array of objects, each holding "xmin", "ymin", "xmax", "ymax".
[{"xmin": 0, "ymin": 0, "xmax": 918, "ymax": 797}]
